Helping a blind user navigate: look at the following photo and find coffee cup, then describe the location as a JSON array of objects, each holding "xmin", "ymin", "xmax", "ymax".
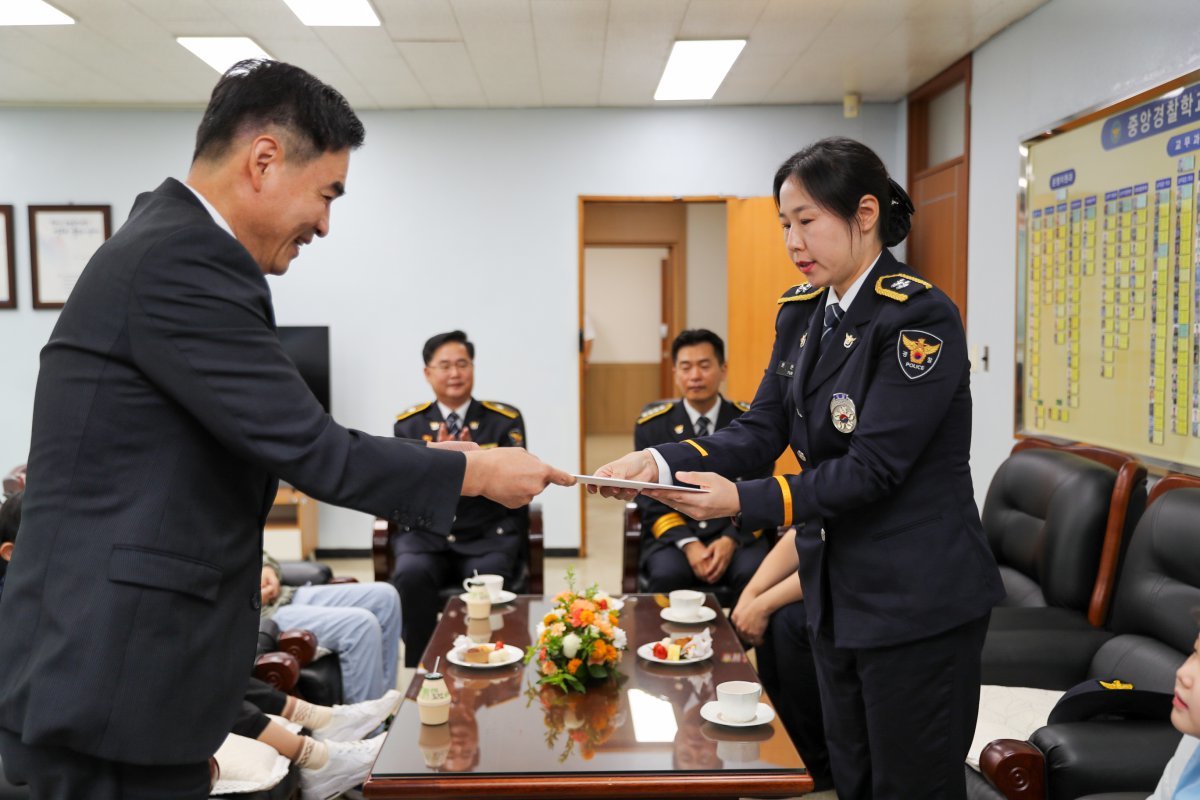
[
  {"xmin": 715, "ymin": 680, "xmax": 761, "ymax": 724},
  {"xmin": 462, "ymin": 573, "xmax": 504, "ymax": 601},
  {"xmin": 668, "ymin": 589, "xmax": 705, "ymax": 620}
]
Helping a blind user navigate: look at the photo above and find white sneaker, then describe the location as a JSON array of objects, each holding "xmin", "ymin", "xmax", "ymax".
[
  {"xmin": 300, "ymin": 737, "xmax": 384, "ymax": 800},
  {"xmin": 314, "ymin": 689, "xmax": 403, "ymax": 742}
]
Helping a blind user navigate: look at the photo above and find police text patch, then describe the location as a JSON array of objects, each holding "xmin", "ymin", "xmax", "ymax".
[{"xmin": 897, "ymin": 330, "xmax": 943, "ymax": 380}]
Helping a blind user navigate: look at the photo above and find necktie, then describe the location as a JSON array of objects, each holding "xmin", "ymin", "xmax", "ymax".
[
  {"xmin": 820, "ymin": 302, "xmax": 844, "ymax": 354},
  {"xmin": 695, "ymin": 416, "xmax": 711, "ymax": 437},
  {"xmin": 445, "ymin": 411, "xmax": 462, "ymax": 438}
]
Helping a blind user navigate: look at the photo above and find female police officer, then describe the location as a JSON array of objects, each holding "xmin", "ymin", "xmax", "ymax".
[{"xmin": 593, "ymin": 137, "xmax": 1003, "ymax": 799}]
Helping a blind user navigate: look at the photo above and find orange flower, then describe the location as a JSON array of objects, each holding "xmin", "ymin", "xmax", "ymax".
[
  {"xmin": 589, "ymin": 641, "xmax": 607, "ymax": 664},
  {"xmin": 543, "ymin": 612, "xmax": 559, "ymax": 625},
  {"xmin": 541, "ymin": 660, "xmax": 558, "ymax": 676},
  {"xmin": 578, "ymin": 609, "xmax": 595, "ymax": 626},
  {"xmin": 567, "ymin": 658, "xmax": 583, "ymax": 675}
]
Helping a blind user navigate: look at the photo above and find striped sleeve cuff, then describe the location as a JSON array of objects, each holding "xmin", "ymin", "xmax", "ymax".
[{"xmin": 651, "ymin": 512, "xmax": 688, "ymax": 539}]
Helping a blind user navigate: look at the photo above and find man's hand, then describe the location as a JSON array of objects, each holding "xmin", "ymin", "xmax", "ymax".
[
  {"xmin": 260, "ymin": 566, "xmax": 281, "ymax": 606},
  {"xmin": 461, "ymin": 448, "xmax": 575, "ymax": 508},
  {"xmin": 700, "ymin": 536, "xmax": 736, "ymax": 583},
  {"xmin": 682, "ymin": 541, "xmax": 711, "ymax": 581},
  {"xmin": 429, "ymin": 440, "xmax": 479, "ymax": 452},
  {"xmin": 436, "ymin": 424, "xmax": 472, "ymax": 444},
  {"xmin": 589, "ymin": 450, "xmax": 659, "ymax": 500},
  {"xmin": 642, "ymin": 471, "xmax": 740, "ymax": 520}
]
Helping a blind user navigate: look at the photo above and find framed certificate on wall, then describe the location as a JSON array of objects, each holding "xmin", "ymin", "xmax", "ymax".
[
  {"xmin": 29, "ymin": 204, "xmax": 111, "ymax": 309},
  {"xmin": 0, "ymin": 205, "xmax": 14, "ymax": 309}
]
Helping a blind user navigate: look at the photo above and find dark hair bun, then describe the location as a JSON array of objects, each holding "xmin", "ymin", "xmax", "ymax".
[{"xmin": 884, "ymin": 178, "xmax": 914, "ymax": 247}]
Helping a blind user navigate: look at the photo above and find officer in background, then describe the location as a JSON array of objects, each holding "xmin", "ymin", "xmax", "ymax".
[
  {"xmin": 634, "ymin": 329, "xmax": 771, "ymax": 599},
  {"xmin": 392, "ymin": 330, "xmax": 528, "ymax": 667}
]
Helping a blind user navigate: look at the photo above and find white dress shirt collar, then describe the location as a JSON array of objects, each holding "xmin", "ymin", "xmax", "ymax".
[
  {"xmin": 825, "ymin": 250, "xmax": 883, "ymax": 313},
  {"xmin": 682, "ymin": 397, "xmax": 721, "ymax": 433},
  {"xmin": 437, "ymin": 400, "xmax": 471, "ymax": 421},
  {"xmin": 181, "ymin": 181, "xmax": 235, "ymax": 239}
]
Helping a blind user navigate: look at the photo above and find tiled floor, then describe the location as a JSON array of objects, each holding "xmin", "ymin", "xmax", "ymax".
[{"xmin": 322, "ymin": 433, "xmax": 836, "ymax": 799}]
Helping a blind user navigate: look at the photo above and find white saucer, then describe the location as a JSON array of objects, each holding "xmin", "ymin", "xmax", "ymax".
[
  {"xmin": 446, "ymin": 643, "xmax": 524, "ymax": 669},
  {"xmin": 457, "ymin": 589, "xmax": 517, "ymax": 605},
  {"xmin": 636, "ymin": 641, "xmax": 713, "ymax": 665},
  {"xmin": 661, "ymin": 606, "xmax": 717, "ymax": 624},
  {"xmin": 699, "ymin": 701, "xmax": 775, "ymax": 728}
]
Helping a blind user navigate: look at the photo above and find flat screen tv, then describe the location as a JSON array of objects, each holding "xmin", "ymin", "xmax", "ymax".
[{"xmin": 277, "ymin": 326, "xmax": 331, "ymax": 413}]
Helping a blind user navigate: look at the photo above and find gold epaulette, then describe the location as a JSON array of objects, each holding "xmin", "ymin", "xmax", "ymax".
[
  {"xmin": 875, "ymin": 273, "xmax": 932, "ymax": 302},
  {"xmin": 481, "ymin": 400, "xmax": 520, "ymax": 419},
  {"xmin": 636, "ymin": 402, "xmax": 674, "ymax": 425},
  {"xmin": 651, "ymin": 513, "xmax": 688, "ymax": 539},
  {"xmin": 395, "ymin": 401, "xmax": 432, "ymax": 422},
  {"xmin": 778, "ymin": 283, "xmax": 826, "ymax": 304},
  {"xmin": 734, "ymin": 400, "xmax": 751, "ymax": 412}
]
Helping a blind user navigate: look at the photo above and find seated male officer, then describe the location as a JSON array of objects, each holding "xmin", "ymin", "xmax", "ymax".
[
  {"xmin": 635, "ymin": 329, "xmax": 772, "ymax": 599},
  {"xmin": 392, "ymin": 330, "xmax": 527, "ymax": 666}
]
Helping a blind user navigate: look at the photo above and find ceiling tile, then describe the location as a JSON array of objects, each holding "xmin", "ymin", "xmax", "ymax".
[
  {"xmin": 599, "ymin": 0, "xmax": 689, "ymax": 105},
  {"xmin": 531, "ymin": 0, "xmax": 606, "ymax": 106},
  {"xmin": 677, "ymin": 0, "xmax": 768, "ymax": 38},
  {"xmin": 396, "ymin": 40, "xmax": 485, "ymax": 106},
  {"xmin": 311, "ymin": 28, "xmax": 428, "ymax": 107},
  {"xmin": 377, "ymin": 0, "xmax": 461, "ymax": 41},
  {"xmin": 452, "ymin": 0, "xmax": 540, "ymax": 106}
]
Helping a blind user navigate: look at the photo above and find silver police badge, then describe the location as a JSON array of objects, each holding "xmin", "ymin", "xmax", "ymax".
[{"xmin": 829, "ymin": 393, "xmax": 856, "ymax": 434}]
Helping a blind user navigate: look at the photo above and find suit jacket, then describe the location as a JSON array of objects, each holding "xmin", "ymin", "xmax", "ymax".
[
  {"xmin": 392, "ymin": 398, "xmax": 527, "ymax": 558},
  {"xmin": 655, "ymin": 250, "xmax": 1004, "ymax": 648},
  {"xmin": 634, "ymin": 398, "xmax": 771, "ymax": 561},
  {"xmin": 0, "ymin": 178, "xmax": 465, "ymax": 765}
]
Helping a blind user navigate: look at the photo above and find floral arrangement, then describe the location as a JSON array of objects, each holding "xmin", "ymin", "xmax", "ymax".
[
  {"xmin": 525, "ymin": 567, "xmax": 626, "ymax": 692},
  {"xmin": 526, "ymin": 681, "xmax": 625, "ymax": 761}
]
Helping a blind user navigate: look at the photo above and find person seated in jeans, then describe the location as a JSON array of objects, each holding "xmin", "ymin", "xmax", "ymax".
[
  {"xmin": 260, "ymin": 551, "xmax": 401, "ymax": 703},
  {"xmin": 634, "ymin": 329, "xmax": 773, "ymax": 599},
  {"xmin": 390, "ymin": 330, "xmax": 528, "ymax": 667}
]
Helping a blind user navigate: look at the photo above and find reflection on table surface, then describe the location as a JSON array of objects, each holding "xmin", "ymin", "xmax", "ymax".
[{"xmin": 371, "ymin": 593, "xmax": 807, "ymax": 779}]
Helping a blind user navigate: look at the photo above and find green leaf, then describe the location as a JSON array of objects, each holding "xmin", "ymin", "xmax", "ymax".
[{"xmin": 587, "ymin": 663, "xmax": 607, "ymax": 680}]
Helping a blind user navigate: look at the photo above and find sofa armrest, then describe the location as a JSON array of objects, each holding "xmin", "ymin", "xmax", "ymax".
[
  {"xmin": 979, "ymin": 738, "xmax": 1045, "ymax": 800},
  {"xmin": 276, "ymin": 629, "xmax": 318, "ymax": 666},
  {"xmin": 372, "ymin": 517, "xmax": 393, "ymax": 583},
  {"xmin": 277, "ymin": 560, "xmax": 332, "ymax": 587},
  {"xmin": 253, "ymin": 651, "xmax": 301, "ymax": 693},
  {"xmin": 1030, "ymin": 720, "xmax": 1180, "ymax": 798}
]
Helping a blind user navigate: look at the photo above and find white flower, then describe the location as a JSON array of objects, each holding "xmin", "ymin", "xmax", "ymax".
[
  {"xmin": 536, "ymin": 622, "xmax": 546, "ymax": 639},
  {"xmin": 612, "ymin": 627, "xmax": 627, "ymax": 651},
  {"xmin": 562, "ymin": 632, "xmax": 582, "ymax": 659},
  {"xmin": 588, "ymin": 625, "xmax": 600, "ymax": 639}
]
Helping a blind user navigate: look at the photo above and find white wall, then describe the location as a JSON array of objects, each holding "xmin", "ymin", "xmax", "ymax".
[
  {"xmin": 0, "ymin": 103, "xmax": 903, "ymax": 550},
  {"xmin": 584, "ymin": 246, "xmax": 667, "ymax": 364},
  {"xmin": 685, "ymin": 202, "xmax": 728, "ymax": 343},
  {"xmin": 968, "ymin": 0, "xmax": 1200, "ymax": 506}
]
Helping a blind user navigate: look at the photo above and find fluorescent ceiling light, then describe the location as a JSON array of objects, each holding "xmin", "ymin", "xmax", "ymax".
[
  {"xmin": 281, "ymin": 0, "xmax": 380, "ymax": 26},
  {"xmin": 0, "ymin": 0, "xmax": 74, "ymax": 26},
  {"xmin": 654, "ymin": 39, "xmax": 746, "ymax": 102},
  {"xmin": 177, "ymin": 37, "xmax": 273, "ymax": 74}
]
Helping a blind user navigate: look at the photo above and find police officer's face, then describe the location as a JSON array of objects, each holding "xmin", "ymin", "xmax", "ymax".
[
  {"xmin": 425, "ymin": 342, "xmax": 474, "ymax": 406},
  {"xmin": 1173, "ymin": 634, "xmax": 1200, "ymax": 736},
  {"xmin": 673, "ymin": 343, "xmax": 726, "ymax": 406},
  {"xmin": 777, "ymin": 176, "xmax": 880, "ymax": 297}
]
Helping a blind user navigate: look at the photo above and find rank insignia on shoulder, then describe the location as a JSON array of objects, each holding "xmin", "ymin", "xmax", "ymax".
[
  {"xmin": 734, "ymin": 400, "xmax": 751, "ymax": 412},
  {"xmin": 875, "ymin": 273, "xmax": 932, "ymax": 302},
  {"xmin": 637, "ymin": 402, "xmax": 674, "ymax": 424},
  {"xmin": 395, "ymin": 401, "xmax": 433, "ymax": 421},
  {"xmin": 898, "ymin": 330, "xmax": 944, "ymax": 380},
  {"xmin": 508, "ymin": 429, "xmax": 524, "ymax": 445},
  {"xmin": 829, "ymin": 393, "xmax": 856, "ymax": 434},
  {"xmin": 481, "ymin": 400, "xmax": 520, "ymax": 419},
  {"xmin": 775, "ymin": 360, "xmax": 796, "ymax": 378},
  {"xmin": 779, "ymin": 283, "xmax": 826, "ymax": 304}
]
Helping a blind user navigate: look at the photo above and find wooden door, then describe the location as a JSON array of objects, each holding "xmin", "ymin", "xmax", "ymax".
[{"xmin": 725, "ymin": 197, "xmax": 801, "ymax": 476}]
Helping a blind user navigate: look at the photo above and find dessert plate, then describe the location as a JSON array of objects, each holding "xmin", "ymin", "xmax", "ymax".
[
  {"xmin": 446, "ymin": 643, "xmax": 524, "ymax": 669},
  {"xmin": 636, "ymin": 641, "xmax": 712, "ymax": 665}
]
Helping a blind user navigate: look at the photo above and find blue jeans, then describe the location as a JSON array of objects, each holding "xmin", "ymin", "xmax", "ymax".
[{"xmin": 270, "ymin": 582, "xmax": 401, "ymax": 703}]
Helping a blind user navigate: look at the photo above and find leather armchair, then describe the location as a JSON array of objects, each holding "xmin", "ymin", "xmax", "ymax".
[
  {"xmin": 970, "ymin": 474, "xmax": 1200, "ymax": 799},
  {"xmin": 371, "ymin": 503, "xmax": 544, "ymax": 596},
  {"xmin": 982, "ymin": 439, "xmax": 1146, "ymax": 689}
]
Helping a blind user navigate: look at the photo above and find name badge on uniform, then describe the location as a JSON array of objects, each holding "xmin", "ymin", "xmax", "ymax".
[
  {"xmin": 829, "ymin": 393, "xmax": 856, "ymax": 434},
  {"xmin": 776, "ymin": 360, "xmax": 796, "ymax": 377}
]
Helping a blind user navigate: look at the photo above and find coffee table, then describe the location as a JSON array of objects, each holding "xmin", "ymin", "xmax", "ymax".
[{"xmin": 364, "ymin": 593, "xmax": 813, "ymax": 798}]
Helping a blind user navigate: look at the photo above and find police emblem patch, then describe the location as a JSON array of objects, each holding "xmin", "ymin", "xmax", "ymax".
[
  {"xmin": 897, "ymin": 330, "xmax": 944, "ymax": 380},
  {"xmin": 829, "ymin": 393, "xmax": 856, "ymax": 434},
  {"xmin": 508, "ymin": 430, "xmax": 524, "ymax": 446}
]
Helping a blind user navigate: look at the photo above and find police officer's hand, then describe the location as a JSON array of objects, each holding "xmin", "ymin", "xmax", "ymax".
[
  {"xmin": 730, "ymin": 591, "xmax": 770, "ymax": 646},
  {"xmin": 701, "ymin": 536, "xmax": 736, "ymax": 583},
  {"xmin": 683, "ymin": 541, "xmax": 710, "ymax": 580},
  {"xmin": 462, "ymin": 447, "xmax": 576, "ymax": 508},
  {"xmin": 643, "ymin": 471, "xmax": 739, "ymax": 520},
  {"xmin": 590, "ymin": 450, "xmax": 659, "ymax": 500},
  {"xmin": 429, "ymin": 440, "xmax": 480, "ymax": 452}
]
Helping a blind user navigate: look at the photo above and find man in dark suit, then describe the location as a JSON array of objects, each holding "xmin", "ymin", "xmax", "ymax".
[
  {"xmin": 0, "ymin": 60, "xmax": 570, "ymax": 799},
  {"xmin": 391, "ymin": 330, "xmax": 529, "ymax": 667},
  {"xmin": 634, "ymin": 329, "xmax": 771, "ymax": 598}
]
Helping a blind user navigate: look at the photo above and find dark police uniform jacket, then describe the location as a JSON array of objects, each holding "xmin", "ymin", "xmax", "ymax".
[
  {"xmin": 0, "ymin": 179, "xmax": 465, "ymax": 765},
  {"xmin": 392, "ymin": 399, "xmax": 527, "ymax": 558},
  {"xmin": 634, "ymin": 398, "xmax": 772, "ymax": 561},
  {"xmin": 654, "ymin": 250, "xmax": 1004, "ymax": 649}
]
